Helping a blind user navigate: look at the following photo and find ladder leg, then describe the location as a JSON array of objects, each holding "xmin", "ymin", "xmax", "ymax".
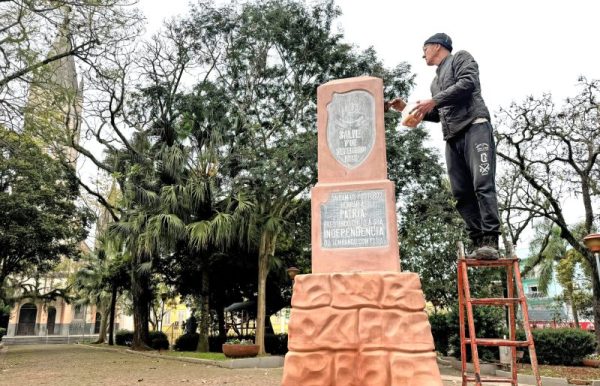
[
  {"xmin": 514, "ymin": 261, "xmax": 542, "ymax": 386},
  {"xmin": 458, "ymin": 259, "xmax": 467, "ymax": 386},
  {"xmin": 506, "ymin": 262, "xmax": 518, "ymax": 386},
  {"xmin": 460, "ymin": 260, "xmax": 482, "ymax": 386}
]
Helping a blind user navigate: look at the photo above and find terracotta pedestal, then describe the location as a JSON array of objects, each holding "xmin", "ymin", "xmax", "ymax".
[{"xmin": 281, "ymin": 272, "xmax": 441, "ymax": 386}]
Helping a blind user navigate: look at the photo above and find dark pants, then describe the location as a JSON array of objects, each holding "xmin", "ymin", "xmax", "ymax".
[{"xmin": 445, "ymin": 121, "xmax": 501, "ymax": 240}]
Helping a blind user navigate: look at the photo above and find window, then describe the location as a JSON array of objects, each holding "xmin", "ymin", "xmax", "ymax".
[
  {"xmin": 528, "ymin": 286, "xmax": 542, "ymax": 298},
  {"xmin": 74, "ymin": 305, "xmax": 84, "ymax": 319}
]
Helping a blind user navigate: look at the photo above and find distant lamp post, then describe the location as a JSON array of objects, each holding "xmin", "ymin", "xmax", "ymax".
[
  {"xmin": 286, "ymin": 267, "xmax": 300, "ymax": 283},
  {"xmin": 583, "ymin": 233, "xmax": 600, "ymax": 284}
]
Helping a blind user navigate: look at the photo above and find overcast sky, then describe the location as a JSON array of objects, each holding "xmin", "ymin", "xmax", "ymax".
[{"xmin": 139, "ymin": 0, "xmax": 599, "ymax": 248}]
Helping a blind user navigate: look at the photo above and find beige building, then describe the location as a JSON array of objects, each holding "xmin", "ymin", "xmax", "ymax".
[{"xmin": 4, "ymin": 246, "xmax": 102, "ymax": 343}]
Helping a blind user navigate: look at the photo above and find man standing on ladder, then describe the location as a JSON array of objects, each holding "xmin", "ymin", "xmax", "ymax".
[{"xmin": 387, "ymin": 33, "xmax": 501, "ymax": 259}]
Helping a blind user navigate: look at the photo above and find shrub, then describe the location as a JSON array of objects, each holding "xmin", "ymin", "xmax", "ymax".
[
  {"xmin": 175, "ymin": 333, "xmax": 200, "ymax": 351},
  {"xmin": 115, "ymin": 329, "xmax": 133, "ymax": 346},
  {"xmin": 517, "ymin": 328, "xmax": 596, "ymax": 365},
  {"xmin": 0, "ymin": 327, "xmax": 6, "ymax": 341},
  {"xmin": 429, "ymin": 312, "xmax": 450, "ymax": 356},
  {"xmin": 149, "ymin": 331, "xmax": 169, "ymax": 350}
]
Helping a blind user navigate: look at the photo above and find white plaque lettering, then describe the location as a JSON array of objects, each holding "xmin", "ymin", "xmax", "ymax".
[
  {"xmin": 326, "ymin": 90, "xmax": 375, "ymax": 169},
  {"xmin": 321, "ymin": 189, "xmax": 388, "ymax": 249}
]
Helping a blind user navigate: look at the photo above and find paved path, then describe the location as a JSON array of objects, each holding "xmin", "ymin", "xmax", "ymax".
[{"xmin": 0, "ymin": 344, "xmax": 521, "ymax": 385}]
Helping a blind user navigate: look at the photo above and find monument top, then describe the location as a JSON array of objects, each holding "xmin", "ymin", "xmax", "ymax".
[
  {"xmin": 316, "ymin": 76, "xmax": 388, "ymax": 183},
  {"xmin": 312, "ymin": 76, "xmax": 400, "ymax": 273}
]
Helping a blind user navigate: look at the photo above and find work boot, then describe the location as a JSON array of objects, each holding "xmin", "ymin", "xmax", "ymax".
[{"xmin": 470, "ymin": 235, "xmax": 500, "ymax": 260}]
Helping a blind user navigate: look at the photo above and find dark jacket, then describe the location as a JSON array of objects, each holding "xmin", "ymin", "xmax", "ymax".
[{"xmin": 423, "ymin": 50, "xmax": 491, "ymax": 140}]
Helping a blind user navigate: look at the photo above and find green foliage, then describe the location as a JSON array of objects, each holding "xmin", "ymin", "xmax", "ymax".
[
  {"xmin": 517, "ymin": 328, "xmax": 596, "ymax": 365},
  {"xmin": 393, "ymin": 127, "xmax": 495, "ymax": 310},
  {"xmin": 119, "ymin": 0, "xmax": 415, "ymax": 354},
  {"xmin": 174, "ymin": 333, "xmax": 200, "ymax": 351},
  {"xmin": 0, "ymin": 327, "xmax": 6, "ymax": 341},
  {"xmin": 0, "ymin": 128, "xmax": 91, "ymax": 303},
  {"xmin": 429, "ymin": 312, "xmax": 450, "ymax": 356},
  {"xmin": 523, "ymin": 224, "xmax": 566, "ymax": 294},
  {"xmin": 149, "ymin": 330, "xmax": 169, "ymax": 350},
  {"xmin": 67, "ymin": 0, "xmax": 415, "ymax": 353},
  {"xmin": 115, "ymin": 329, "xmax": 133, "ymax": 346}
]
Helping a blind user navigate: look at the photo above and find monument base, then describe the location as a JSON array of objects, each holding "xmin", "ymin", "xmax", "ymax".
[{"xmin": 281, "ymin": 271, "xmax": 442, "ymax": 386}]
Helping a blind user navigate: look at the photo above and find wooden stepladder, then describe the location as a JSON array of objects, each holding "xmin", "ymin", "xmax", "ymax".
[{"xmin": 456, "ymin": 242, "xmax": 542, "ymax": 386}]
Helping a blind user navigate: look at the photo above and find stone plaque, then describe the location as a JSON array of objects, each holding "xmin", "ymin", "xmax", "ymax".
[
  {"xmin": 326, "ymin": 90, "xmax": 375, "ymax": 169},
  {"xmin": 321, "ymin": 189, "xmax": 388, "ymax": 249}
]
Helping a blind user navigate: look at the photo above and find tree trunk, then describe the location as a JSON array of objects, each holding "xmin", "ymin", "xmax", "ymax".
[
  {"xmin": 217, "ymin": 305, "xmax": 225, "ymax": 339},
  {"xmin": 256, "ymin": 231, "xmax": 276, "ymax": 356},
  {"xmin": 131, "ymin": 263, "xmax": 151, "ymax": 350},
  {"xmin": 95, "ymin": 304, "xmax": 110, "ymax": 344},
  {"xmin": 571, "ymin": 297, "xmax": 580, "ymax": 328},
  {"xmin": 108, "ymin": 285, "xmax": 118, "ymax": 346},
  {"xmin": 197, "ymin": 269, "xmax": 210, "ymax": 352}
]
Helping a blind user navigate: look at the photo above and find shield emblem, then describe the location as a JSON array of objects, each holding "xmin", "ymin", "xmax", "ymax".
[{"xmin": 326, "ymin": 90, "xmax": 375, "ymax": 169}]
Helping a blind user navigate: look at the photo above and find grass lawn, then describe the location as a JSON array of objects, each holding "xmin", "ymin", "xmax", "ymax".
[
  {"xmin": 164, "ymin": 351, "xmax": 227, "ymax": 361},
  {"xmin": 519, "ymin": 364, "xmax": 600, "ymax": 381}
]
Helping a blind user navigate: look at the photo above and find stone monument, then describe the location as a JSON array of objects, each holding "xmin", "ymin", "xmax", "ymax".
[{"xmin": 281, "ymin": 77, "xmax": 443, "ymax": 386}]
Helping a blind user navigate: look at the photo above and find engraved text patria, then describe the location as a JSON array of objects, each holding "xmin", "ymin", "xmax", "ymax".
[{"xmin": 321, "ymin": 189, "xmax": 388, "ymax": 249}]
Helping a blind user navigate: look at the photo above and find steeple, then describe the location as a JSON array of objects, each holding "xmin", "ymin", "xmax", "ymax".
[{"xmin": 24, "ymin": 6, "xmax": 83, "ymax": 166}]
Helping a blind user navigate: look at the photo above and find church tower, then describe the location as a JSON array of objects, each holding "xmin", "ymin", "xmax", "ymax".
[{"xmin": 23, "ymin": 8, "xmax": 83, "ymax": 166}]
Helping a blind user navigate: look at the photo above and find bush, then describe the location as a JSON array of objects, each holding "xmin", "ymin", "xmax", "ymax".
[
  {"xmin": 175, "ymin": 333, "xmax": 200, "ymax": 351},
  {"xmin": 149, "ymin": 331, "xmax": 169, "ymax": 350},
  {"xmin": 429, "ymin": 313, "xmax": 450, "ymax": 356},
  {"xmin": 115, "ymin": 329, "xmax": 133, "ymax": 346},
  {"xmin": 115, "ymin": 330, "xmax": 169, "ymax": 350},
  {"xmin": 0, "ymin": 327, "xmax": 6, "ymax": 341},
  {"xmin": 517, "ymin": 328, "xmax": 596, "ymax": 365}
]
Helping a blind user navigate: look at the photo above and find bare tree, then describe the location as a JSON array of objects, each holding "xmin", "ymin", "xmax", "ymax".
[
  {"xmin": 496, "ymin": 77, "xmax": 600, "ymax": 341},
  {"xmin": 0, "ymin": 0, "xmax": 141, "ymax": 130}
]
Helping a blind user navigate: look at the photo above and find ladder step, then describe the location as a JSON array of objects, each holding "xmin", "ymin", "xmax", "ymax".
[
  {"xmin": 470, "ymin": 297, "xmax": 521, "ymax": 306},
  {"xmin": 462, "ymin": 257, "xmax": 519, "ymax": 267},
  {"xmin": 465, "ymin": 375, "xmax": 516, "ymax": 383},
  {"xmin": 464, "ymin": 338, "xmax": 530, "ymax": 347}
]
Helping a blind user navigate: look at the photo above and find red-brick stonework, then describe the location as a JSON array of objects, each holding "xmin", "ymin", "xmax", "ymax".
[{"xmin": 281, "ymin": 272, "xmax": 442, "ymax": 386}]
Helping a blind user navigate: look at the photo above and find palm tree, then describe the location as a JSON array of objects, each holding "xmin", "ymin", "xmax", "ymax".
[
  {"xmin": 523, "ymin": 224, "xmax": 566, "ymax": 294},
  {"xmin": 71, "ymin": 249, "xmax": 113, "ymax": 344},
  {"xmin": 524, "ymin": 222, "xmax": 593, "ymax": 327}
]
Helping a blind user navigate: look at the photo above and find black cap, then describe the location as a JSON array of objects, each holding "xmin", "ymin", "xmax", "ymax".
[{"xmin": 424, "ymin": 33, "xmax": 453, "ymax": 52}]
